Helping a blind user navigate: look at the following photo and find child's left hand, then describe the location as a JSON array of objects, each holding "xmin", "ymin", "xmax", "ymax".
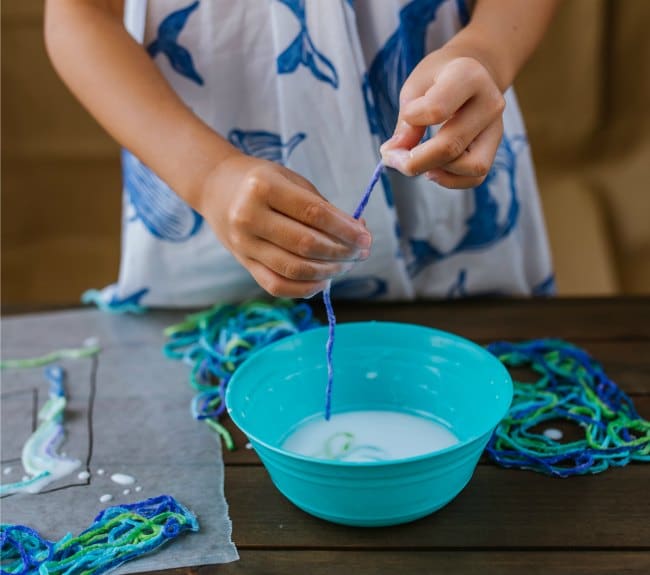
[{"xmin": 380, "ymin": 49, "xmax": 506, "ymax": 189}]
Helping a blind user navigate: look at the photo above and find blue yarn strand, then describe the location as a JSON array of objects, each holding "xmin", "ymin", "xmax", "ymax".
[{"xmin": 323, "ymin": 160, "xmax": 384, "ymax": 420}]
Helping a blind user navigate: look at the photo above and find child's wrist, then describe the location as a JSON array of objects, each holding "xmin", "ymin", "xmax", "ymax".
[
  {"xmin": 441, "ymin": 25, "xmax": 515, "ymax": 92},
  {"xmin": 180, "ymin": 133, "xmax": 243, "ymax": 215}
]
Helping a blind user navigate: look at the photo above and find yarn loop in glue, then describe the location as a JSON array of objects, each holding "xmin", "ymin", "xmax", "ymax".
[
  {"xmin": 0, "ymin": 495, "xmax": 198, "ymax": 575},
  {"xmin": 163, "ymin": 300, "xmax": 320, "ymax": 449},
  {"xmin": 487, "ymin": 339, "xmax": 650, "ymax": 477}
]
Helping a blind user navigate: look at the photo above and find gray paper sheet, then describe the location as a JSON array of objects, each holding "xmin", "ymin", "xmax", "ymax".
[{"xmin": 0, "ymin": 309, "xmax": 238, "ymax": 572}]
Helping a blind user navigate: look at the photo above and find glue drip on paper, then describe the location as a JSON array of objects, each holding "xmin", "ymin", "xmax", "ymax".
[
  {"xmin": 0, "ymin": 366, "xmax": 81, "ymax": 497},
  {"xmin": 0, "ymin": 495, "xmax": 198, "ymax": 575},
  {"xmin": 323, "ymin": 160, "xmax": 384, "ymax": 420},
  {"xmin": 487, "ymin": 339, "xmax": 650, "ymax": 476},
  {"xmin": 163, "ymin": 300, "xmax": 320, "ymax": 449}
]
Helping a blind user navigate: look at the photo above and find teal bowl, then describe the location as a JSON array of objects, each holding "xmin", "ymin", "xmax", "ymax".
[{"xmin": 226, "ymin": 321, "xmax": 512, "ymax": 527}]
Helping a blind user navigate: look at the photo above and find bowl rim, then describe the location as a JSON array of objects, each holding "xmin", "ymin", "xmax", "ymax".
[{"xmin": 225, "ymin": 321, "xmax": 513, "ymax": 467}]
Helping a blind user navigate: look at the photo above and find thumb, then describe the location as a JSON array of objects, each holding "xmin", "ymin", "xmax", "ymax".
[{"xmin": 380, "ymin": 71, "xmax": 428, "ymax": 173}]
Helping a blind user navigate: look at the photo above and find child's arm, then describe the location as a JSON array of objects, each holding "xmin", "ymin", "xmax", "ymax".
[
  {"xmin": 45, "ymin": 0, "xmax": 370, "ymax": 298},
  {"xmin": 381, "ymin": 0, "xmax": 560, "ymax": 189}
]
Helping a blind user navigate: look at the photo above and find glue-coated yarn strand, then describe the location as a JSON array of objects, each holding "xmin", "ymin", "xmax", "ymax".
[{"xmin": 323, "ymin": 160, "xmax": 384, "ymax": 420}]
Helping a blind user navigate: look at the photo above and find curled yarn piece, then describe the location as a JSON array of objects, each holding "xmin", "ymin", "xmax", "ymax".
[
  {"xmin": 487, "ymin": 339, "xmax": 650, "ymax": 476},
  {"xmin": 0, "ymin": 495, "xmax": 198, "ymax": 575},
  {"xmin": 315, "ymin": 432, "xmax": 388, "ymax": 462},
  {"xmin": 0, "ymin": 366, "xmax": 81, "ymax": 497},
  {"xmin": 163, "ymin": 300, "xmax": 319, "ymax": 448}
]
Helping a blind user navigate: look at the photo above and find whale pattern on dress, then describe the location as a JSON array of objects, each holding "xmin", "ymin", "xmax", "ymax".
[
  {"xmin": 407, "ymin": 134, "xmax": 524, "ymax": 277},
  {"xmin": 122, "ymin": 150, "xmax": 203, "ymax": 242},
  {"xmin": 147, "ymin": 1, "xmax": 204, "ymax": 86},
  {"xmin": 277, "ymin": 0, "xmax": 339, "ymax": 88}
]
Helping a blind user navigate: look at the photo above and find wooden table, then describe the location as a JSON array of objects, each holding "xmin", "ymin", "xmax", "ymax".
[
  {"xmin": 158, "ymin": 297, "xmax": 649, "ymax": 575},
  {"xmin": 9, "ymin": 298, "xmax": 650, "ymax": 574}
]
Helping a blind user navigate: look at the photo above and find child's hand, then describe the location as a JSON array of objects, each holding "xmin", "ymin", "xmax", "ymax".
[
  {"xmin": 380, "ymin": 51, "xmax": 505, "ymax": 189},
  {"xmin": 200, "ymin": 154, "xmax": 371, "ymax": 298}
]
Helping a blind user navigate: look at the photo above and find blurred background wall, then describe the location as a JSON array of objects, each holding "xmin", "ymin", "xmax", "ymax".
[{"xmin": 2, "ymin": 0, "xmax": 649, "ymax": 307}]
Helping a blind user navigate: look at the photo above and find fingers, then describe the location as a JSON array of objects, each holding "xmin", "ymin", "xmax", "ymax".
[
  {"xmin": 425, "ymin": 119, "xmax": 504, "ymax": 189},
  {"xmin": 267, "ymin": 172, "xmax": 372, "ymax": 250},
  {"xmin": 439, "ymin": 119, "xmax": 503, "ymax": 178},
  {"xmin": 381, "ymin": 121, "xmax": 426, "ymax": 156},
  {"xmin": 249, "ymin": 237, "xmax": 351, "ymax": 282},
  {"xmin": 255, "ymin": 211, "xmax": 370, "ymax": 262},
  {"xmin": 401, "ymin": 58, "xmax": 496, "ymax": 127},
  {"xmin": 244, "ymin": 257, "xmax": 328, "ymax": 299},
  {"xmin": 381, "ymin": 56, "xmax": 505, "ymax": 182},
  {"xmin": 404, "ymin": 98, "xmax": 503, "ymax": 176}
]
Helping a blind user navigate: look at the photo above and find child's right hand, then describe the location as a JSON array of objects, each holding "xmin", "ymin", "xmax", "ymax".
[{"xmin": 199, "ymin": 154, "xmax": 372, "ymax": 298}]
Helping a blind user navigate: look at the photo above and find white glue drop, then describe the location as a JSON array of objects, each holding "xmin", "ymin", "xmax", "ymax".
[
  {"xmin": 110, "ymin": 473, "xmax": 135, "ymax": 486},
  {"xmin": 123, "ymin": 489, "xmax": 131, "ymax": 495},
  {"xmin": 135, "ymin": 486, "xmax": 143, "ymax": 492},
  {"xmin": 365, "ymin": 371, "xmax": 378, "ymax": 380},
  {"xmin": 544, "ymin": 428, "xmax": 564, "ymax": 441},
  {"xmin": 99, "ymin": 494, "xmax": 113, "ymax": 503},
  {"xmin": 97, "ymin": 468, "xmax": 105, "ymax": 476},
  {"xmin": 3, "ymin": 467, "xmax": 13, "ymax": 476},
  {"xmin": 283, "ymin": 410, "xmax": 460, "ymax": 462},
  {"xmin": 77, "ymin": 470, "xmax": 90, "ymax": 481},
  {"xmin": 245, "ymin": 443, "xmax": 253, "ymax": 450},
  {"xmin": 84, "ymin": 337, "xmax": 100, "ymax": 348},
  {"xmin": 22, "ymin": 475, "xmax": 29, "ymax": 482}
]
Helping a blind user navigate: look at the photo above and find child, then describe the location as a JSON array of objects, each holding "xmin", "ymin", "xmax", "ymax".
[{"xmin": 45, "ymin": 0, "xmax": 558, "ymax": 307}]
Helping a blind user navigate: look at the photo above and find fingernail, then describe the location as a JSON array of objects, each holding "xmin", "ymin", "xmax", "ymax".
[
  {"xmin": 358, "ymin": 248, "xmax": 370, "ymax": 261},
  {"xmin": 381, "ymin": 149, "xmax": 412, "ymax": 175},
  {"xmin": 425, "ymin": 170, "xmax": 441, "ymax": 183},
  {"xmin": 356, "ymin": 232, "xmax": 372, "ymax": 249}
]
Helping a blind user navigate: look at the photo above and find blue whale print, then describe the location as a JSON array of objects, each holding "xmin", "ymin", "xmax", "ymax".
[
  {"xmin": 363, "ymin": 0, "xmax": 447, "ymax": 140},
  {"xmin": 228, "ymin": 129, "xmax": 306, "ymax": 165},
  {"xmin": 532, "ymin": 274, "xmax": 556, "ymax": 296},
  {"xmin": 122, "ymin": 150, "xmax": 203, "ymax": 242},
  {"xmin": 408, "ymin": 135, "xmax": 525, "ymax": 277},
  {"xmin": 147, "ymin": 1, "xmax": 204, "ymax": 86},
  {"xmin": 330, "ymin": 276, "xmax": 388, "ymax": 299},
  {"xmin": 446, "ymin": 269, "xmax": 504, "ymax": 298},
  {"xmin": 277, "ymin": 0, "xmax": 339, "ymax": 88},
  {"xmin": 446, "ymin": 268, "xmax": 468, "ymax": 298}
]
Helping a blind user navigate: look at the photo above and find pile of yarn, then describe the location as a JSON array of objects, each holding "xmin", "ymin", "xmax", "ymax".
[
  {"xmin": 163, "ymin": 300, "xmax": 319, "ymax": 448},
  {"xmin": 487, "ymin": 339, "xmax": 650, "ymax": 476},
  {"xmin": 0, "ymin": 495, "xmax": 198, "ymax": 575}
]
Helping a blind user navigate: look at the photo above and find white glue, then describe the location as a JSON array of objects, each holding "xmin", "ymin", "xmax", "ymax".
[
  {"xmin": 110, "ymin": 473, "xmax": 136, "ymax": 486},
  {"xmin": 282, "ymin": 410, "xmax": 459, "ymax": 462}
]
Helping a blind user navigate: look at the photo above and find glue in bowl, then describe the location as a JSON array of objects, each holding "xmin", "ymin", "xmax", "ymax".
[{"xmin": 226, "ymin": 321, "xmax": 512, "ymax": 527}]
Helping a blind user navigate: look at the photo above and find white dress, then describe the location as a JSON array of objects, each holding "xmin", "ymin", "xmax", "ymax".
[{"xmin": 94, "ymin": 0, "xmax": 554, "ymax": 309}]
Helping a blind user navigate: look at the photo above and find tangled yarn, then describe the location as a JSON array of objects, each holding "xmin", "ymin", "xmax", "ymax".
[
  {"xmin": 0, "ymin": 495, "xmax": 198, "ymax": 575},
  {"xmin": 163, "ymin": 300, "xmax": 319, "ymax": 448},
  {"xmin": 487, "ymin": 339, "xmax": 650, "ymax": 476}
]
